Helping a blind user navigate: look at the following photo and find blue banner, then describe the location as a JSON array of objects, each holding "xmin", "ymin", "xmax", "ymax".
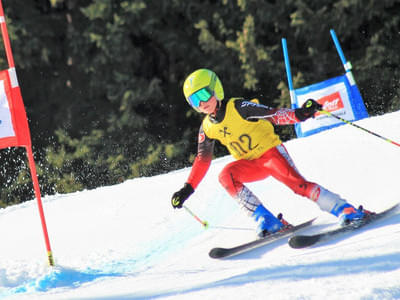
[{"xmin": 292, "ymin": 74, "xmax": 368, "ymax": 137}]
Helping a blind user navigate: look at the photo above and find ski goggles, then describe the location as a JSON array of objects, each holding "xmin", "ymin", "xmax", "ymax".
[{"xmin": 188, "ymin": 87, "xmax": 214, "ymax": 108}]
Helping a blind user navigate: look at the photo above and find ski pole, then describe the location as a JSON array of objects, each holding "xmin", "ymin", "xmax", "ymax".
[
  {"xmin": 319, "ymin": 109, "xmax": 400, "ymax": 147},
  {"xmin": 183, "ymin": 205, "xmax": 209, "ymax": 229}
]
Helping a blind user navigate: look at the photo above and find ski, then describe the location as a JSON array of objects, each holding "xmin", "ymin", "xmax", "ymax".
[
  {"xmin": 289, "ymin": 203, "xmax": 399, "ymax": 249},
  {"xmin": 209, "ymin": 218, "xmax": 315, "ymax": 259}
]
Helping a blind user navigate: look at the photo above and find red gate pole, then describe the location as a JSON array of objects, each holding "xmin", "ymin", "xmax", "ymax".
[
  {"xmin": 0, "ymin": 1, "xmax": 14, "ymax": 67},
  {"xmin": 0, "ymin": 0, "xmax": 54, "ymax": 266},
  {"xmin": 26, "ymin": 146, "xmax": 55, "ymax": 266}
]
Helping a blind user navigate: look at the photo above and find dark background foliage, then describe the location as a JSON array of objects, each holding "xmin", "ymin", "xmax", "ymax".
[{"xmin": 0, "ymin": 0, "xmax": 399, "ymax": 206}]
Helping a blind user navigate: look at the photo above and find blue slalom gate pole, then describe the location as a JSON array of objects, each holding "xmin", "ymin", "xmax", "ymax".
[
  {"xmin": 330, "ymin": 29, "xmax": 368, "ymax": 118},
  {"xmin": 281, "ymin": 38, "xmax": 296, "ymax": 107},
  {"xmin": 330, "ymin": 29, "xmax": 350, "ymax": 70}
]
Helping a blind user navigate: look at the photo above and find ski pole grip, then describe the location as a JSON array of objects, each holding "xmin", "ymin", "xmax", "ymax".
[{"xmin": 305, "ymin": 99, "xmax": 314, "ymax": 108}]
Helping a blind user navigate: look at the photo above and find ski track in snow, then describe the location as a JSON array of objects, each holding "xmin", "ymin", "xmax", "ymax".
[{"xmin": 0, "ymin": 111, "xmax": 400, "ymax": 299}]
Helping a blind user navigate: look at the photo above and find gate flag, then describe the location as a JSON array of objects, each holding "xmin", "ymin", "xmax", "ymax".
[
  {"xmin": 282, "ymin": 29, "xmax": 369, "ymax": 137},
  {"xmin": 0, "ymin": 68, "xmax": 31, "ymax": 148},
  {"xmin": 0, "ymin": 70, "xmax": 15, "ymax": 141}
]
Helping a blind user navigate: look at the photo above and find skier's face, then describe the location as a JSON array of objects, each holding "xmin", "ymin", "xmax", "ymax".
[{"xmin": 198, "ymin": 95, "xmax": 218, "ymax": 114}]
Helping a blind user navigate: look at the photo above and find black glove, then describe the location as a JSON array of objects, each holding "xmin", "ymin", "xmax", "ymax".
[
  {"xmin": 171, "ymin": 183, "xmax": 194, "ymax": 209},
  {"xmin": 295, "ymin": 99, "xmax": 323, "ymax": 121}
]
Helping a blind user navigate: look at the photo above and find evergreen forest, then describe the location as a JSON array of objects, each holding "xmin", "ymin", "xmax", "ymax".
[{"xmin": 0, "ymin": 0, "xmax": 399, "ymax": 207}]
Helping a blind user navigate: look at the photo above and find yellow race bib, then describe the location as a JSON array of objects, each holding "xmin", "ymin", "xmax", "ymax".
[{"xmin": 202, "ymin": 98, "xmax": 281, "ymax": 160}]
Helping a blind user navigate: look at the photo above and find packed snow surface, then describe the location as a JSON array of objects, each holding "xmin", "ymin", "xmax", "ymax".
[{"xmin": 1, "ymin": 111, "xmax": 400, "ymax": 299}]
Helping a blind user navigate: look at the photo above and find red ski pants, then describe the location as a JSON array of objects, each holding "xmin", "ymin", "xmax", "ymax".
[{"xmin": 219, "ymin": 144, "xmax": 319, "ymax": 200}]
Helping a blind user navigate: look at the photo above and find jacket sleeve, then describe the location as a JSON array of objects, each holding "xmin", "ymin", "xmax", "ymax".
[
  {"xmin": 186, "ymin": 125, "xmax": 214, "ymax": 189},
  {"xmin": 235, "ymin": 99, "xmax": 302, "ymax": 125}
]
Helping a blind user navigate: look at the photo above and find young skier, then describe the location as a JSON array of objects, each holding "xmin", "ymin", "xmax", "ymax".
[{"xmin": 171, "ymin": 68, "xmax": 371, "ymax": 237}]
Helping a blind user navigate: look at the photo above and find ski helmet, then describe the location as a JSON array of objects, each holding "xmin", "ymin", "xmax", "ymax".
[{"xmin": 183, "ymin": 69, "xmax": 224, "ymax": 112}]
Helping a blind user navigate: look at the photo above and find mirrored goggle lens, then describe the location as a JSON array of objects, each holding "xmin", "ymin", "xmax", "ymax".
[{"xmin": 188, "ymin": 88, "xmax": 213, "ymax": 108}]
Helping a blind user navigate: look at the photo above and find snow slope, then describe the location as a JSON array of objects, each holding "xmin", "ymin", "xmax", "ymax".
[{"xmin": 1, "ymin": 111, "xmax": 400, "ymax": 300}]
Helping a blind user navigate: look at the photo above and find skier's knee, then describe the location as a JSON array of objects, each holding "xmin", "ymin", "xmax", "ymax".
[
  {"xmin": 291, "ymin": 181, "xmax": 319, "ymax": 198},
  {"xmin": 218, "ymin": 169, "xmax": 228, "ymax": 188},
  {"xmin": 219, "ymin": 169, "xmax": 242, "ymax": 197}
]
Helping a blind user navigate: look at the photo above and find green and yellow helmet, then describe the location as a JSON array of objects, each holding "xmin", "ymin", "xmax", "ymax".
[{"xmin": 183, "ymin": 69, "xmax": 224, "ymax": 112}]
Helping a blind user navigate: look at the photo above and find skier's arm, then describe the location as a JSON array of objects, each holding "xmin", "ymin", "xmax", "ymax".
[
  {"xmin": 171, "ymin": 126, "xmax": 214, "ymax": 209},
  {"xmin": 186, "ymin": 127, "xmax": 214, "ymax": 189},
  {"xmin": 235, "ymin": 99, "xmax": 299, "ymax": 124},
  {"xmin": 235, "ymin": 99, "xmax": 321, "ymax": 125}
]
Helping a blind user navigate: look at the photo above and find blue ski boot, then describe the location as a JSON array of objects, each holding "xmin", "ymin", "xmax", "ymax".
[
  {"xmin": 253, "ymin": 204, "xmax": 284, "ymax": 238},
  {"xmin": 337, "ymin": 204, "xmax": 367, "ymax": 225}
]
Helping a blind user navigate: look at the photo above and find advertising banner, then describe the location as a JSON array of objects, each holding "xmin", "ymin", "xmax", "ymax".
[{"xmin": 293, "ymin": 74, "xmax": 368, "ymax": 137}]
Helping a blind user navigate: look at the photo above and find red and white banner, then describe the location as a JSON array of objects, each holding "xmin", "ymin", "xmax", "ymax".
[
  {"xmin": 0, "ymin": 68, "xmax": 31, "ymax": 148},
  {"xmin": 0, "ymin": 70, "xmax": 15, "ymax": 141}
]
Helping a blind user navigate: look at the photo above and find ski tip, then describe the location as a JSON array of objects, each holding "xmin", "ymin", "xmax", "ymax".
[{"xmin": 209, "ymin": 248, "xmax": 226, "ymax": 259}]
